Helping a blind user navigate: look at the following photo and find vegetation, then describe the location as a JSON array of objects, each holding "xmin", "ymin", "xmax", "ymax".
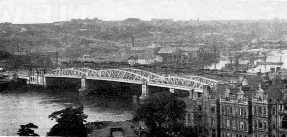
[
  {"xmin": 133, "ymin": 92, "xmax": 187, "ymax": 136},
  {"xmin": 47, "ymin": 105, "xmax": 88, "ymax": 137},
  {"xmin": 0, "ymin": 50, "xmax": 11, "ymax": 60},
  {"xmin": 265, "ymin": 75, "xmax": 285, "ymax": 101},
  {"xmin": 17, "ymin": 123, "xmax": 39, "ymax": 136}
]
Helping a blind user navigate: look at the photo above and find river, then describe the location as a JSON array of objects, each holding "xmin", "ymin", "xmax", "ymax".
[{"xmin": 0, "ymin": 86, "xmax": 134, "ymax": 136}]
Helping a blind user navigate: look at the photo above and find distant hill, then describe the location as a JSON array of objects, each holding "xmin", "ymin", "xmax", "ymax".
[{"xmin": 0, "ymin": 18, "xmax": 286, "ymax": 57}]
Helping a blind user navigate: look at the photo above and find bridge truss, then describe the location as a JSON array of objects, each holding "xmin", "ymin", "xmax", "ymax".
[{"xmin": 45, "ymin": 68, "xmax": 219, "ymax": 92}]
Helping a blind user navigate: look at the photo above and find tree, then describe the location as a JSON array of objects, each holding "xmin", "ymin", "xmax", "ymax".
[
  {"xmin": 47, "ymin": 105, "xmax": 88, "ymax": 137},
  {"xmin": 133, "ymin": 92, "xmax": 186, "ymax": 137},
  {"xmin": 17, "ymin": 123, "xmax": 39, "ymax": 136},
  {"xmin": 0, "ymin": 50, "xmax": 11, "ymax": 60},
  {"xmin": 265, "ymin": 75, "xmax": 285, "ymax": 102}
]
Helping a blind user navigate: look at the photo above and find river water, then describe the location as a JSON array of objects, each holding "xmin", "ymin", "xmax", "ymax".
[{"xmin": 0, "ymin": 86, "xmax": 134, "ymax": 136}]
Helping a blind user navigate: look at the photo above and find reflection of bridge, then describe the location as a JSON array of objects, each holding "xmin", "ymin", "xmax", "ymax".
[{"xmin": 16, "ymin": 68, "xmax": 219, "ymax": 99}]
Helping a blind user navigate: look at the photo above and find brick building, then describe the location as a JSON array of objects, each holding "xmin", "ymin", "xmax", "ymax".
[{"xmin": 183, "ymin": 76, "xmax": 287, "ymax": 137}]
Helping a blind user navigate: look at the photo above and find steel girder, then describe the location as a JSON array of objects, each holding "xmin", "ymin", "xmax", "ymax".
[
  {"xmin": 121, "ymin": 68, "xmax": 163, "ymax": 79},
  {"xmin": 46, "ymin": 68, "xmax": 87, "ymax": 78},
  {"xmin": 45, "ymin": 68, "xmax": 216, "ymax": 91},
  {"xmin": 187, "ymin": 76, "xmax": 219, "ymax": 87},
  {"xmin": 78, "ymin": 68, "xmax": 148, "ymax": 83}
]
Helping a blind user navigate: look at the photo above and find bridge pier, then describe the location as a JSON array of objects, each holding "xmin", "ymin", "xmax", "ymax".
[
  {"xmin": 79, "ymin": 78, "xmax": 88, "ymax": 96},
  {"xmin": 189, "ymin": 89, "xmax": 194, "ymax": 99},
  {"xmin": 189, "ymin": 89, "xmax": 199, "ymax": 100},
  {"xmin": 43, "ymin": 77, "xmax": 47, "ymax": 88},
  {"xmin": 139, "ymin": 82, "xmax": 149, "ymax": 102}
]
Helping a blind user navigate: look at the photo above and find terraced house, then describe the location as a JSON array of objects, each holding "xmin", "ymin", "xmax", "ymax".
[{"xmin": 183, "ymin": 76, "xmax": 287, "ymax": 137}]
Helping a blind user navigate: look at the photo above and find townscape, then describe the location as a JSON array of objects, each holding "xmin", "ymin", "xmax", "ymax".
[{"xmin": 2, "ymin": 1, "xmax": 287, "ymax": 137}]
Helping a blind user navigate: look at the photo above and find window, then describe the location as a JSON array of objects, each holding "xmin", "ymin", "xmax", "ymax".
[
  {"xmin": 258, "ymin": 96, "xmax": 262, "ymax": 101},
  {"xmin": 222, "ymin": 106, "xmax": 225, "ymax": 114},
  {"xmin": 198, "ymin": 105, "xmax": 202, "ymax": 111},
  {"xmin": 232, "ymin": 107, "xmax": 235, "ymax": 115},
  {"xmin": 211, "ymin": 106, "xmax": 215, "ymax": 113},
  {"xmin": 254, "ymin": 106, "xmax": 257, "ymax": 115},
  {"xmin": 254, "ymin": 120, "xmax": 257, "ymax": 130},
  {"xmin": 258, "ymin": 106, "xmax": 262, "ymax": 116},
  {"xmin": 211, "ymin": 117, "xmax": 215, "ymax": 126},
  {"xmin": 263, "ymin": 107, "xmax": 266, "ymax": 116},
  {"xmin": 240, "ymin": 108, "xmax": 243, "ymax": 116},
  {"xmin": 259, "ymin": 120, "xmax": 263, "ymax": 129},
  {"xmin": 264, "ymin": 121, "xmax": 267, "ymax": 130},
  {"xmin": 232, "ymin": 120, "xmax": 236, "ymax": 129},
  {"xmin": 187, "ymin": 114, "xmax": 191, "ymax": 123},
  {"xmin": 222, "ymin": 119, "xmax": 225, "ymax": 128},
  {"xmin": 227, "ymin": 119, "xmax": 230, "ymax": 128},
  {"xmin": 240, "ymin": 121, "xmax": 244, "ymax": 130},
  {"xmin": 212, "ymin": 129, "xmax": 216, "ymax": 137},
  {"xmin": 282, "ymin": 116, "xmax": 287, "ymax": 129}
]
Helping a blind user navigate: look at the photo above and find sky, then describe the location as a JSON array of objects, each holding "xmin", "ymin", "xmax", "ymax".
[{"xmin": 0, "ymin": 0, "xmax": 287, "ymax": 24}]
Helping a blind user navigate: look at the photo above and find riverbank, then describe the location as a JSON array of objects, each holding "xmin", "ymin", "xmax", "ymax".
[{"xmin": 0, "ymin": 85, "xmax": 134, "ymax": 136}]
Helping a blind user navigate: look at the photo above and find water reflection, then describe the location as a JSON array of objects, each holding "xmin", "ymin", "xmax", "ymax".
[{"xmin": 0, "ymin": 87, "xmax": 134, "ymax": 136}]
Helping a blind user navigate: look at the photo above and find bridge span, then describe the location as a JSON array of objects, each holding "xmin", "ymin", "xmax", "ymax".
[{"xmin": 14, "ymin": 68, "xmax": 220, "ymax": 100}]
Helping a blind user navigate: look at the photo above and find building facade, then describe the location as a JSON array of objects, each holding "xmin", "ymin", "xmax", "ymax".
[{"xmin": 184, "ymin": 80, "xmax": 287, "ymax": 137}]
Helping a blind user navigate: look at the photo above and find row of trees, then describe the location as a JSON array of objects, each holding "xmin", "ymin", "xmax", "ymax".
[{"xmin": 17, "ymin": 92, "xmax": 196, "ymax": 137}]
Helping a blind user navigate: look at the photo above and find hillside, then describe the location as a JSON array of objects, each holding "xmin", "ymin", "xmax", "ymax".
[{"xmin": 0, "ymin": 18, "xmax": 287, "ymax": 58}]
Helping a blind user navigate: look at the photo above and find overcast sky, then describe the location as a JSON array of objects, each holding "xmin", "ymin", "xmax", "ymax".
[{"xmin": 0, "ymin": 0, "xmax": 286, "ymax": 24}]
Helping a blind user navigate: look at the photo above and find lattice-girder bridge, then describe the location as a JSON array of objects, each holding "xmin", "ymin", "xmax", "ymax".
[{"xmin": 41, "ymin": 68, "xmax": 219, "ymax": 99}]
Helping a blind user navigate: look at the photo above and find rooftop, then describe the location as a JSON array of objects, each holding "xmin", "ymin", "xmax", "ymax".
[{"xmin": 157, "ymin": 47, "xmax": 177, "ymax": 54}]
